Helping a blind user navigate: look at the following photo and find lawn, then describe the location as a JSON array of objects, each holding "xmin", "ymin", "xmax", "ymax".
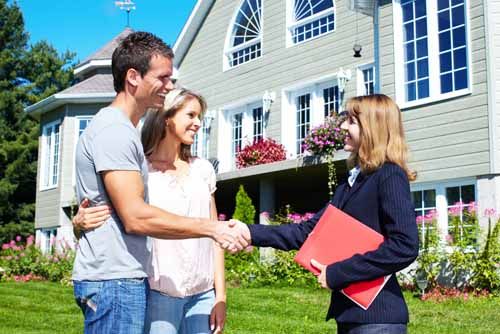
[{"xmin": 0, "ymin": 282, "xmax": 499, "ymax": 334}]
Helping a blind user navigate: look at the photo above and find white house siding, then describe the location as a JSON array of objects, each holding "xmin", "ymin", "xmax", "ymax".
[
  {"xmin": 177, "ymin": 0, "xmax": 376, "ymax": 160},
  {"xmin": 379, "ymin": 0, "xmax": 489, "ymax": 184},
  {"xmin": 35, "ymin": 108, "xmax": 64, "ymax": 229}
]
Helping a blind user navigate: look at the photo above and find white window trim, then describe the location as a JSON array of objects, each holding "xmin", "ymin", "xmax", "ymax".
[
  {"xmin": 217, "ymin": 99, "xmax": 264, "ymax": 172},
  {"xmin": 40, "ymin": 119, "xmax": 62, "ymax": 191},
  {"xmin": 192, "ymin": 118, "xmax": 211, "ymax": 160},
  {"xmin": 286, "ymin": 0, "xmax": 336, "ymax": 47},
  {"xmin": 411, "ymin": 178, "xmax": 476, "ymax": 239},
  {"xmin": 392, "ymin": 0, "xmax": 473, "ymax": 109},
  {"xmin": 281, "ymin": 73, "xmax": 340, "ymax": 157},
  {"xmin": 223, "ymin": 0, "xmax": 264, "ymax": 71},
  {"xmin": 356, "ymin": 63, "xmax": 376, "ymax": 96}
]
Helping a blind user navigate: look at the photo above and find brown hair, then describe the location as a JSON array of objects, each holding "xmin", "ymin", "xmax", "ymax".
[
  {"xmin": 345, "ymin": 94, "xmax": 416, "ymax": 181},
  {"xmin": 112, "ymin": 31, "xmax": 174, "ymax": 93},
  {"xmin": 141, "ymin": 88, "xmax": 207, "ymax": 162}
]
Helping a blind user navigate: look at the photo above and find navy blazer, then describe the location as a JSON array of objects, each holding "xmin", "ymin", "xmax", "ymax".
[{"xmin": 249, "ymin": 163, "xmax": 419, "ymax": 324}]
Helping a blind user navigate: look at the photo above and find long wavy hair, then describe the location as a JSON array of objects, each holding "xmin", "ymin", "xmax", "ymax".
[
  {"xmin": 141, "ymin": 88, "xmax": 207, "ymax": 162},
  {"xmin": 345, "ymin": 94, "xmax": 416, "ymax": 181}
]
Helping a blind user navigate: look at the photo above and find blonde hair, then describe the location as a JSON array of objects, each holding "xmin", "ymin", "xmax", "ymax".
[
  {"xmin": 141, "ymin": 88, "xmax": 207, "ymax": 162},
  {"xmin": 345, "ymin": 94, "xmax": 416, "ymax": 181}
]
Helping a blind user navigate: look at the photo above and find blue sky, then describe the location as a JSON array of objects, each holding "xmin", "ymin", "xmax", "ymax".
[{"xmin": 16, "ymin": 0, "xmax": 198, "ymax": 63}]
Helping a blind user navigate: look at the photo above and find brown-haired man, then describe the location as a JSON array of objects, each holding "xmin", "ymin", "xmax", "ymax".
[{"xmin": 72, "ymin": 31, "xmax": 249, "ymax": 334}]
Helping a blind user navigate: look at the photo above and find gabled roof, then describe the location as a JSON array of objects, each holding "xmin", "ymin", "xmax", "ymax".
[
  {"xmin": 173, "ymin": 0, "xmax": 214, "ymax": 68},
  {"xmin": 25, "ymin": 74, "xmax": 115, "ymax": 118},
  {"xmin": 74, "ymin": 27, "xmax": 134, "ymax": 78}
]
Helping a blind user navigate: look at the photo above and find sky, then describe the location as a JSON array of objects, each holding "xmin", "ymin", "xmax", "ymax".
[{"xmin": 16, "ymin": 0, "xmax": 198, "ymax": 63}]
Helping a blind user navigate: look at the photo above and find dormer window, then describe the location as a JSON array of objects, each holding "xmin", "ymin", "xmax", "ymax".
[
  {"xmin": 224, "ymin": 0, "xmax": 262, "ymax": 69},
  {"xmin": 287, "ymin": 0, "xmax": 335, "ymax": 46}
]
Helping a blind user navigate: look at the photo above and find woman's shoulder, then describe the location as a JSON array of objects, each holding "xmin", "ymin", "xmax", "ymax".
[
  {"xmin": 190, "ymin": 157, "xmax": 216, "ymax": 174},
  {"xmin": 375, "ymin": 162, "xmax": 408, "ymax": 181}
]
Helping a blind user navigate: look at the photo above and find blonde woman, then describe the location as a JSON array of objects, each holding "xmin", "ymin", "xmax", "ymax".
[
  {"xmin": 245, "ymin": 94, "xmax": 419, "ymax": 334},
  {"xmin": 75, "ymin": 89, "xmax": 226, "ymax": 334}
]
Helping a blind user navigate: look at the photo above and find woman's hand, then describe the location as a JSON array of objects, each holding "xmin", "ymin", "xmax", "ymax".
[
  {"xmin": 73, "ymin": 198, "xmax": 111, "ymax": 235},
  {"xmin": 210, "ymin": 299, "xmax": 226, "ymax": 334},
  {"xmin": 311, "ymin": 259, "xmax": 331, "ymax": 290}
]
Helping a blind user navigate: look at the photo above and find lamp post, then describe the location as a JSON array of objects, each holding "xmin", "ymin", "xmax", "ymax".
[
  {"xmin": 337, "ymin": 68, "xmax": 352, "ymax": 111},
  {"xmin": 415, "ymin": 270, "xmax": 429, "ymax": 298},
  {"xmin": 115, "ymin": 0, "xmax": 136, "ymax": 27},
  {"xmin": 204, "ymin": 109, "xmax": 216, "ymax": 130}
]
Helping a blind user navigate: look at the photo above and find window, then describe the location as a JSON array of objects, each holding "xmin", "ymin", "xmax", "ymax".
[
  {"xmin": 191, "ymin": 120, "xmax": 211, "ymax": 159},
  {"xmin": 323, "ymin": 85, "xmax": 340, "ymax": 116},
  {"xmin": 219, "ymin": 101, "xmax": 264, "ymax": 171},
  {"xmin": 288, "ymin": 0, "xmax": 335, "ymax": 45},
  {"xmin": 225, "ymin": 0, "xmax": 262, "ymax": 69},
  {"xmin": 411, "ymin": 180, "xmax": 476, "ymax": 247},
  {"xmin": 78, "ymin": 117, "xmax": 92, "ymax": 137},
  {"xmin": 283, "ymin": 78, "xmax": 340, "ymax": 157},
  {"xmin": 252, "ymin": 106, "xmax": 264, "ymax": 142},
  {"xmin": 40, "ymin": 121, "xmax": 61, "ymax": 190},
  {"xmin": 357, "ymin": 65, "xmax": 375, "ymax": 96},
  {"xmin": 394, "ymin": 0, "xmax": 469, "ymax": 106},
  {"xmin": 38, "ymin": 228, "xmax": 57, "ymax": 254}
]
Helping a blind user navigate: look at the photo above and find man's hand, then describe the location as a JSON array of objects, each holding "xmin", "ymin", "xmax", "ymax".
[
  {"xmin": 72, "ymin": 198, "xmax": 111, "ymax": 234},
  {"xmin": 213, "ymin": 220, "xmax": 250, "ymax": 253},
  {"xmin": 311, "ymin": 259, "xmax": 330, "ymax": 290}
]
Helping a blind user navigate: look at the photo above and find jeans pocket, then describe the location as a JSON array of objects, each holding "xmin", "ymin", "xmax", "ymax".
[{"xmin": 74, "ymin": 281, "xmax": 104, "ymax": 315}]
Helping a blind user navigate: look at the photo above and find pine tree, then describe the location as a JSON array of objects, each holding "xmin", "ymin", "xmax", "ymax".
[
  {"xmin": 0, "ymin": 0, "xmax": 74, "ymax": 243},
  {"xmin": 232, "ymin": 185, "xmax": 256, "ymax": 225}
]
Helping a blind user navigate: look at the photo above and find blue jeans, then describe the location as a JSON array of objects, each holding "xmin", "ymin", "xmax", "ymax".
[
  {"xmin": 73, "ymin": 278, "xmax": 148, "ymax": 334},
  {"xmin": 337, "ymin": 323, "xmax": 407, "ymax": 334},
  {"xmin": 145, "ymin": 289, "xmax": 215, "ymax": 334}
]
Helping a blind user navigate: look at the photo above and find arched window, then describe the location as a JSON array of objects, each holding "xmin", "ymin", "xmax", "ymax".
[
  {"xmin": 225, "ymin": 0, "xmax": 262, "ymax": 69},
  {"xmin": 288, "ymin": 0, "xmax": 335, "ymax": 45}
]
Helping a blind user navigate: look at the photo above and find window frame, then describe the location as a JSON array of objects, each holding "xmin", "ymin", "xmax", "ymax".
[
  {"xmin": 410, "ymin": 178, "xmax": 476, "ymax": 241},
  {"xmin": 286, "ymin": 0, "xmax": 336, "ymax": 47},
  {"xmin": 218, "ymin": 100, "xmax": 265, "ymax": 172},
  {"xmin": 393, "ymin": 0, "xmax": 472, "ymax": 109},
  {"xmin": 73, "ymin": 116, "xmax": 93, "ymax": 186},
  {"xmin": 191, "ymin": 118, "xmax": 211, "ymax": 160},
  {"xmin": 40, "ymin": 120, "xmax": 62, "ymax": 191},
  {"xmin": 281, "ymin": 75, "xmax": 341, "ymax": 157},
  {"xmin": 357, "ymin": 63, "xmax": 376, "ymax": 96},
  {"xmin": 223, "ymin": 0, "xmax": 264, "ymax": 71}
]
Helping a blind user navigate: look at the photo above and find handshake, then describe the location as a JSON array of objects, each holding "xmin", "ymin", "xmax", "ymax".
[
  {"xmin": 213, "ymin": 219, "xmax": 252, "ymax": 253},
  {"xmin": 72, "ymin": 199, "xmax": 252, "ymax": 253}
]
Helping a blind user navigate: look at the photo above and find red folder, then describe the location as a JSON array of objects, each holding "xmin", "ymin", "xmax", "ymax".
[{"xmin": 294, "ymin": 204, "xmax": 390, "ymax": 310}]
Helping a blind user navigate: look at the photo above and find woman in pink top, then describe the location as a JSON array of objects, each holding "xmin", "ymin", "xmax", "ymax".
[{"xmin": 75, "ymin": 88, "xmax": 226, "ymax": 334}]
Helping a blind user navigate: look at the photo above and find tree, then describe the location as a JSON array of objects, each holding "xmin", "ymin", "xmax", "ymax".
[
  {"xmin": 0, "ymin": 0, "xmax": 74, "ymax": 243},
  {"xmin": 232, "ymin": 185, "xmax": 256, "ymax": 225}
]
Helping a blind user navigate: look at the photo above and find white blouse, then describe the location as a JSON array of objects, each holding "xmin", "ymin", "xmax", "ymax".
[{"xmin": 147, "ymin": 158, "xmax": 217, "ymax": 297}]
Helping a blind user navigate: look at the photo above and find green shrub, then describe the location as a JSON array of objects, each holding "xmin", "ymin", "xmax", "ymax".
[
  {"xmin": 232, "ymin": 185, "xmax": 256, "ymax": 225},
  {"xmin": 225, "ymin": 248, "xmax": 318, "ymax": 288},
  {"xmin": 472, "ymin": 218, "xmax": 500, "ymax": 291},
  {"xmin": 0, "ymin": 221, "xmax": 34, "ymax": 244},
  {"xmin": 0, "ymin": 236, "xmax": 74, "ymax": 284}
]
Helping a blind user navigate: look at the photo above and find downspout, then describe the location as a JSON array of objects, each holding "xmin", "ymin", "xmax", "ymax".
[{"xmin": 374, "ymin": 0, "xmax": 381, "ymax": 93}]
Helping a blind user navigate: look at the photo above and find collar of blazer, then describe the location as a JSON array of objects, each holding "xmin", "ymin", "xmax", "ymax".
[{"xmin": 339, "ymin": 171, "xmax": 372, "ymax": 209}]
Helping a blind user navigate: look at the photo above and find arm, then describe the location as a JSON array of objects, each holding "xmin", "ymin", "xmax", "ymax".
[
  {"xmin": 102, "ymin": 170, "xmax": 247, "ymax": 250},
  {"xmin": 210, "ymin": 195, "xmax": 226, "ymax": 334},
  {"xmin": 325, "ymin": 167, "xmax": 419, "ymax": 290},
  {"xmin": 247, "ymin": 203, "xmax": 329, "ymax": 251}
]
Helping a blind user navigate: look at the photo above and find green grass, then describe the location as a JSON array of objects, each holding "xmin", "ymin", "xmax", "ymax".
[{"xmin": 0, "ymin": 282, "xmax": 499, "ymax": 333}]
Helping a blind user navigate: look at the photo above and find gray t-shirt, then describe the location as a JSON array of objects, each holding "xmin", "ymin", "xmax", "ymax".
[{"xmin": 72, "ymin": 107, "xmax": 150, "ymax": 281}]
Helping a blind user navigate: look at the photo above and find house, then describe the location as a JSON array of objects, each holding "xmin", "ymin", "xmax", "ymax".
[{"xmin": 26, "ymin": 0, "xmax": 500, "ymax": 250}]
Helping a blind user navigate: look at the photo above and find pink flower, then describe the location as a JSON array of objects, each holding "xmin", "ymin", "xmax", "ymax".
[
  {"xmin": 416, "ymin": 216, "xmax": 424, "ymax": 224},
  {"xmin": 445, "ymin": 234, "xmax": 454, "ymax": 244},
  {"xmin": 2, "ymin": 244, "xmax": 9, "ymax": 250},
  {"xmin": 467, "ymin": 202, "xmax": 477, "ymax": 214},
  {"xmin": 218, "ymin": 213, "xmax": 227, "ymax": 221},
  {"xmin": 484, "ymin": 208, "xmax": 496, "ymax": 218},
  {"xmin": 448, "ymin": 206, "xmax": 461, "ymax": 217},
  {"xmin": 260, "ymin": 211, "xmax": 270, "ymax": 219}
]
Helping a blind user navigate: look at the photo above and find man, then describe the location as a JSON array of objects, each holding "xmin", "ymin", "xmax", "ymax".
[{"xmin": 72, "ymin": 31, "xmax": 249, "ymax": 334}]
